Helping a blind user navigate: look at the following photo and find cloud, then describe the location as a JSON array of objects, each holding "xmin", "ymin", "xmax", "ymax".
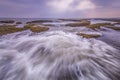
[
  {"xmin": 84, "ymin": 8, "xmax": 120, "ymax": 18},
  {"xmin": 0, "ymin": 0, "xmax": 47, "ymax": 18},
  {"xmin": 0, "ymin": 0, "xmax": 120, "ymax": 18},
  {"xmin": 75, "ymin": 0, "xmax": 96, "ymax": 10},
  {"xmin": 47, "ymin": 0, "xmax": 96, "ymax": 13},
  {"xmin": 47, "ymin": 0, "xmax": 74, "ymax": 12}
]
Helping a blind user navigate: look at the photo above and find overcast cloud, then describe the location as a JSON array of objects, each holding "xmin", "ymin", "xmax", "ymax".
[{"xmin": 0, "ymin": 0, "xmax": 120, "ymax": 18}]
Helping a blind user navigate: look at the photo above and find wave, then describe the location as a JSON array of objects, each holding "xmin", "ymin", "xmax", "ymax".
[{"xmin": 0, "ymin": 31, "xmax": 120, "ymax": 80}]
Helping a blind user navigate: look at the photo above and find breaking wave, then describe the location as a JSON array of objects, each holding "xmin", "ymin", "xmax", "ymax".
[{"xmin": 0, "ymin": 31, "xmax": 120, "ymax": 80}]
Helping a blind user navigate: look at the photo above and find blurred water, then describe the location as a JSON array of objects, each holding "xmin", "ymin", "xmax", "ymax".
[
  {"xmin": 90, "ymin": 19, "xmax": 115, "ymax": 24},
  {"xmin": 0, "ymin": 18, "xmax": 120, "ymax": 80},
  {"xmin": 115, "ymin": 24, "xmax": 120, "ymax": 27},
  {"xmin": 0, "ymin": 31, "xmax": 120, "ymax": 80}
]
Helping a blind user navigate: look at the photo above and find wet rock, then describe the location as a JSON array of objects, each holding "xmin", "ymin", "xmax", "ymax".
[
  {"xmin": 65, "ymin": 20, "xmax": 90, "ymax": 27},
  {"xmin": 24, "ymin": 24, "xmax": 35, "ymax": 29},
  {"xmin": 16, "ymin": 22, "xmax": 22, "ymax": 24},
  {"xmin": 105, "ymin": 25, "xmax": 120, "ymax": 31},
  {"xmin": 24, "ymin": 24, "xmax": 49, "ymax": 32},
  {"xmin": 30, "ymin": 25, "xmax": 49, "ymax": 32},
  {"xmin": 76, "ymin": 32, "xmax": 101, "ymax": 38},
  {"xmin": 43, "ymin": 24, "xmax": 55, "ymax": 26},
  {"xmin": 26, "ymin": 20, "xmax": 54, "ymax": 24},
  {"xmin": 0, "ymin": 24, "xmax": 16, "ymax": 27},
  {"xmin": 100, "ymin": 18, "xmax": 120, "ymax": 22},
  {"xmin": 58, "ymin": 19, "xmax": 90, "ymax": 22},
  {"xmin": 0, "ymin": 20, "xmax": 15, "ymax": 24},
  {"xmin": 87, "ymin": 23, "xmax": 112, "ymax": 30},
  {"xmin": 113, "ymin": 22, "xmax": 120, "ymax": 25},
  {"xmin": 0, "ymin": 25, "xmax": 28, "ymax": 35}
]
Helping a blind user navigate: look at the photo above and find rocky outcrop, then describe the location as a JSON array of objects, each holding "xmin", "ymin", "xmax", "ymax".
[
  {"xmin": 0, "ymin": 20, "xmax": 15, "ymax": 24},
  {"xmin": 65, "ymin": 20, "xmax": 90, "ymax": 27},
  {"xmin": 76, "ymin": 32, "xmax": 101, "ymax": 38},
  {"xmin": 24, "ymin": 24, "xmax": 49, "ymax": 32}
]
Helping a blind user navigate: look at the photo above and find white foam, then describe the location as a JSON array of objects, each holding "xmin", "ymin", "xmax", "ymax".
[{"xmin": 0, "ymin": 31, "xmax": 120, "ymax": 80}]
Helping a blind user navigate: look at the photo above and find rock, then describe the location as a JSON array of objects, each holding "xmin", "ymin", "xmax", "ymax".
[
  {"xmin": 99, "ymin": 18, "xmax": 120, "ymax": 22},
  {"xmin": 87, "ymin": 23, "xmax": 112, "ymax": 30},
  {"xmin": 16, "ymin": 22, "xmax": 22, "ymax": 24},
  {"xmin": 65, "ymin": 20, "xmax": 91, "ymax": 27},
  {"xmin": 0, "ymin": 24, "xmax": 16, "ymax": 27},
  {"xmin": 24, "ymin": 24, "xmax": 49, "ymax": 32},
  {"xmin": 43, "ymin": 24, "xmax": 55, "ymax": 26},
  {"xmin": 24, "ymin": 24, "xmax": 35, "ymax": 29},
  {"xmin": 76, "ymin": 32, "xmax": 101, "ymax": 38},
  {"xmin": 30, "ymin": 25, "xmax": 49, "ymax": 32},
  {"xmin": 0, "ymin": 25, "xmax": 28, "ymax": 35},
  {"xmin": 113, "ymin": 22, "xmax": 120, "ymax": 25},
  {"xmin": 0, "ymin": 20, "xmax": 15, "ymax": 23},
  {"xmin": 105, "ymin": 25, "xmax": 120, "ymax": 31},
  {"xmin": 26, "ymin": 20, "xmax": 54, "ymax": 24}
]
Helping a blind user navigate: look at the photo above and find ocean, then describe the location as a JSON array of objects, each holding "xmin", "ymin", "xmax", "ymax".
[{"xmin": 0, "ymin": 18, "xmax": 120, "ymax": 80}]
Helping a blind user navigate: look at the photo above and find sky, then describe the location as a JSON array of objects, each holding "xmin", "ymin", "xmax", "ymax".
[{"xmin": 0, "ymin": 0, "xmax": 120, "ymax": 18}]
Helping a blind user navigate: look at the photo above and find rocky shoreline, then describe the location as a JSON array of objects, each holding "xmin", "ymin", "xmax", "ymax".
[{"xmin": 0, "ymin": 18, "xmax": 120, "ymax": 39}]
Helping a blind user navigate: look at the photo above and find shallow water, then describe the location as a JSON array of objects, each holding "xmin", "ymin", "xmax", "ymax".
[
  {"xmin": 115, "ymin": 24, "xmax": 120, "ymax": 27},
  {"xmin": 0, "ymin": 18, "xmax": 120, "ymax": 80},
  {"xmin": 90, "ymin": 19, "xmax": 115, "ymax": 24}
]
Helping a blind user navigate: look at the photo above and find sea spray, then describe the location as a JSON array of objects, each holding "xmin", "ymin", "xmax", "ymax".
[{"xmin": 0, "ymin": 31, "xmax": 120, "ymax": 80}]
